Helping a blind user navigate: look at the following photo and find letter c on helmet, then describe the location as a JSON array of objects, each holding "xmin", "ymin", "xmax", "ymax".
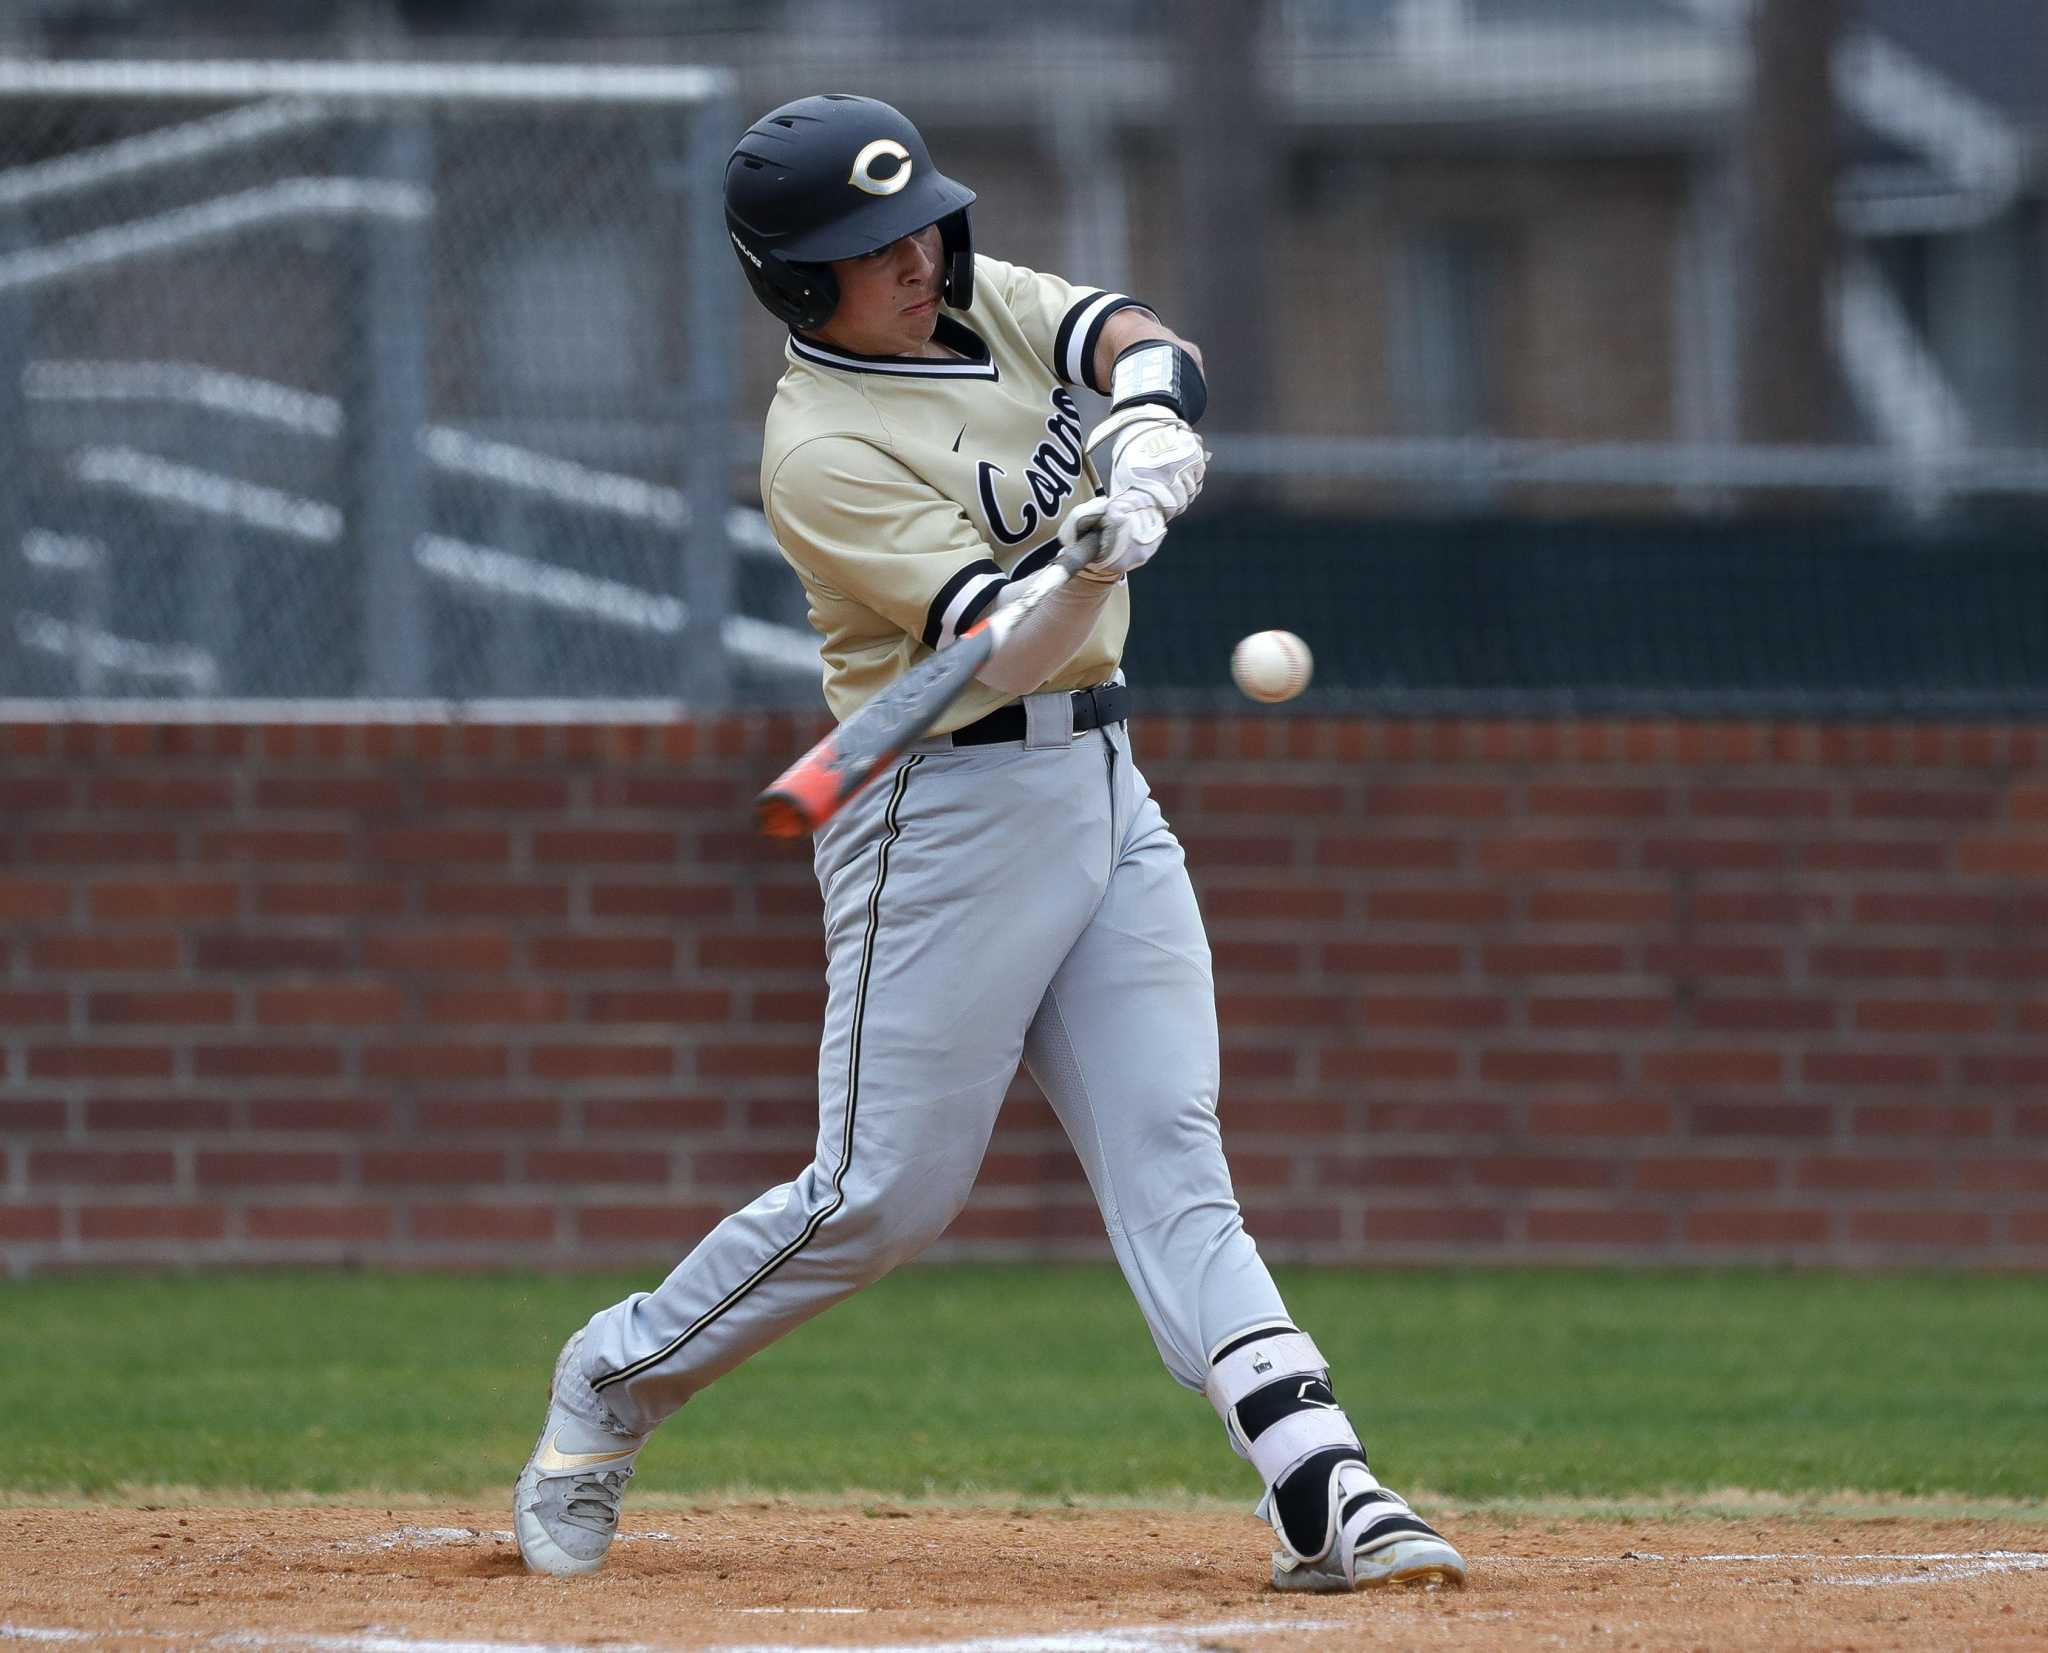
[{"xmin": 849, "ymin": 138, "xmax": 913, "ymax": 196}]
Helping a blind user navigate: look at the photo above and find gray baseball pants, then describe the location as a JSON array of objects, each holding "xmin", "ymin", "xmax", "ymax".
[{"xmin": 574, "ymin": 696, "xmax": 1292, "ymax": 1437}]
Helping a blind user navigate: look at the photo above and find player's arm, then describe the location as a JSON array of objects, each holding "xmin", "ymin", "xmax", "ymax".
[{"xmin": 1082, "ymin": 307, "xmax": 1210, "ymax": 529}]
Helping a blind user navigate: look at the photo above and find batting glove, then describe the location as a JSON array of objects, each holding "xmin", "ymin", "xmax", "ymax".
[
  {"xmin": 1059, "ymin": 489, "xmax": 1167, "ymax": 578},
  {"xmin": 1086, "ymin": 406, "xmax": 1209, "ymax": 522}
]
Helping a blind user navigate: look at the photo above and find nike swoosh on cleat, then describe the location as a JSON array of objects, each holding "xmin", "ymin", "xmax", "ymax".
[{"xmin": 533, "ymin": 1430, "xmax": 638, "ymax": 1472}]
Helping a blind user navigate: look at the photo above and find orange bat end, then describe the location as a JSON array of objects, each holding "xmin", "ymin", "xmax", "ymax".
[
  {"xmin": 756, "ymin": 793, "xmax": 813, "ymax": 838},
  {"xmin": 754, "ymin": 739, "xmax": 848, "ymax": 838}
]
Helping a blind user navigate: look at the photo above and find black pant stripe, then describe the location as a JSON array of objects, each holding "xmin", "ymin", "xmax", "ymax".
[{"xmin": 593, "ymin": 757, "xmax": 922, "ymax": 1395}]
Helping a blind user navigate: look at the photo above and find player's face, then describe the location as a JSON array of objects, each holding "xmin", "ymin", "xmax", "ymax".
[{"xmin": 813, "ymin": 224, "xmax": 945, "ymax": 355}]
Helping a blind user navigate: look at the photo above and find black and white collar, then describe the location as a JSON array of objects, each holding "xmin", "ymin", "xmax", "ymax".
[{"xmin": 788, "ymin": 314, "xmax": 999, "ymax": 381}]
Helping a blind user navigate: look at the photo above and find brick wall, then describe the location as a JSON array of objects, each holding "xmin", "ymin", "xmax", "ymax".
[{"xmin": 2, "ymin": 716, "xmax": 2044, "ymax": 1277}]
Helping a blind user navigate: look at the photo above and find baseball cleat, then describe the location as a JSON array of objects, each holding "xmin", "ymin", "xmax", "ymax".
[
  {"xmin": 1270, "ymin": 1479, "xmax": 1467, "ymax": 1593},
  {"xmin": 513, "ymin": 1331, "xmax": 647, "ymax": 1577}
]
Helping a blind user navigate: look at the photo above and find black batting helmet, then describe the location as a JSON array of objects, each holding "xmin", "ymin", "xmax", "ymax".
[{"xmin": 724, "ymin": 94, "xmax": 976, "ymax": 332}]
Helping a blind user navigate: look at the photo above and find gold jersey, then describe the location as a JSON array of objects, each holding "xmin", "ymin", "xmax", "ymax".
[{"xmin": 760, "ymin": 255, "xmax": 1146, "ymax": 732}]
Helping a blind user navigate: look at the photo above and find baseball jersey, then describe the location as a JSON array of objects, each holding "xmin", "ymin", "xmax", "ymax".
[{"xmin": 761, "ymin": 256, "xmax": 1149, "ymax": 732}]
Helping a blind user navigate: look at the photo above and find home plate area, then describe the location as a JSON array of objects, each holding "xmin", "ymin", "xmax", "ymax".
[{"xmin": 2, "ymin": 1507, "xmax": 2044, "ymax": 1652}]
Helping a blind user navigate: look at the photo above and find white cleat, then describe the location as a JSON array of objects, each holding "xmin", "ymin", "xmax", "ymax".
[
  {"xmin": 512, "ymin": 1331, "xmax": 647, "ymax": 1577},
  {"xmin": 1270, "ymin": 1473, "xmax": 1467, "ymax": 1592}
]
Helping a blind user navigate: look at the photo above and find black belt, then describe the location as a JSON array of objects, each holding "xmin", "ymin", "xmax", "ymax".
[{"xmin": 948, "ymin": 682, "xmax": 1131, "ymax": 747}]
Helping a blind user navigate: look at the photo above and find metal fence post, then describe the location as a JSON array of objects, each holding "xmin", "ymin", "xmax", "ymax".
[
  {"xmin": 0, "ymin": 210, "xmax": 30, "ymax": 692},
  {"xmin": 352, "ymin": 111, "xmax": 432, "ymax": 696},
  {"xmin": 678, "ymin": 95, "xmax": 736, "ymax": 712}
]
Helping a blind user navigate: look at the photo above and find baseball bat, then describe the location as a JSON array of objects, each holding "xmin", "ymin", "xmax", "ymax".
[{"xmin": 756, "ymin": 534, "xmax": 1099, "ymax": 838}]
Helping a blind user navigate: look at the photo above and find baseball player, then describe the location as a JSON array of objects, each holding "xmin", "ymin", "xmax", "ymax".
[{"xmin": 514, "ymin": 93, "xmax": 1467, "ymax": 1596}]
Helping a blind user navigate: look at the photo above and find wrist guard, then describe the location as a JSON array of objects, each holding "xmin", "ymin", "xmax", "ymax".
[{"xmin": 1108, "ymin": 338, "xmax": 1208, "ymax": 425}]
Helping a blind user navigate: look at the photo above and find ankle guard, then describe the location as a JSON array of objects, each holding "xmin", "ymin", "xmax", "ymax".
[{"xmin": 1205, "ymin": 1323, "xmax": 1368, "ymax": 1566}]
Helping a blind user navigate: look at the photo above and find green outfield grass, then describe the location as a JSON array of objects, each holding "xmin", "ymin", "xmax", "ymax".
[{"xmin": 4, "ymin": 1264, "xmax": 2043, "ymax": 1507}]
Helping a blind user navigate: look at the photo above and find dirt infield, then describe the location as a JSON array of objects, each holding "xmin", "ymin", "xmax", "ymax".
[{"xmin": 3, "ymin": 1505, "xmax": 2045, "ymax": 1652}]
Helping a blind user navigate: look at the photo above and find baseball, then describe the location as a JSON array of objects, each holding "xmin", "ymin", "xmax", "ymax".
[{"xmin": 1231, "ymin": 630, "xmax": 1313, "ymax": 703}]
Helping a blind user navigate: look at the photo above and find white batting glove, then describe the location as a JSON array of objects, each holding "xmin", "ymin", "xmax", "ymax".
[
  {"xmin": 1086, "ymin": 406, "xmax": 1209, "ymax": 521},
  {"xmin": 1059, "ymin": 489, "xmax": 1167, "ymax": 578}
]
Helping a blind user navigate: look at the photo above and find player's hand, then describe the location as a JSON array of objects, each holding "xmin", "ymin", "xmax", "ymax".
[
  {"xmin": 1060, "ymin": 490, "xmax": 1166, "ymax": 578},
  {"xmin": 1086, "ymin": 407, "xmax": 1209, "ymax": 521}
]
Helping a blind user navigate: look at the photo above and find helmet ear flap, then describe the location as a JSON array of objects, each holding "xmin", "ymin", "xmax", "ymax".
[
  {"xmin": 937, "ymin": 208, "xmax": 975, "ymax": 311},
  {"xmin": 728, "ymin": 215, "xmax": 840, "ymax": 330}
]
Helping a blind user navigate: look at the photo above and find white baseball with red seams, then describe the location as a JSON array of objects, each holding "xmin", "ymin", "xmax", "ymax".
[{"xmin": 1231, "ymin": 630, "xmax": 1313, "ymax": 703}]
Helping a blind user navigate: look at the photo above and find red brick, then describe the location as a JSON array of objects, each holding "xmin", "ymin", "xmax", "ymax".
[
  {"xmin": 1693, "ymin": 890, "xmax": 1836, "ymax": 925},
  {"xmin": 421, "ymin": 882, "xmax": 568, "ymax": 920},
  {"xmin": 1477, "ymin": 838, "xmax": 1622, "ymax": 873},
  {"xmin": 1527, "ymin": 1209, "xmax": 1671, "ymax": 1245},
  {"xmin": 422, "ymin": 775, "xmax": 570, "ymax": 812},
  {"xmin": 530, "ymin": 1044, "xmax": 675, "ymax": 1081},
  {"xmin": 416, "ymin": 1098, "xmax": 562, "ymax": 1133},
  {"xmin": 1222, "ymin": 1045, "xmax": 1300, "ymax": 1087},
  {"xmin": 575, "ymin": 1204, "xmax": 726, "ymax": 1244},
  {"xmin": 196, "ymin": 1151, "xmax": 345, "ymax": 1187},
  {"xmin": 255, "ymin": 881, "xmax": 407, "ymax": 919},
  {"xmin": 362, "ymin": 1044, "xmax": 506, "ymax": 1082},
  {"xmin": 1528, "ymin": 1101, "xmax": 1672, "ymax": 1136},
  {"xmin": 1853, "ymin": 998, "xmax": 1999, "ymax": 1036},
  {"xmin": 1684, "ymin": 1207, "xmax": 1829, "ymax": 1245},
  {"xmin": 1364, "ymin": 1100, "xmax": 1513, "ymax": 1133},
  {"xmin": 0, "ymin": 1099, "xmax": 55, "ymax": 1133},
  {"xmin": 0, "ymin": 775, "xmax": 70, "ymax": 809},
  {"xmin": 1795, "ymin": 1156, "xmax": 1936, "ymax": 1192},
  {"xmin": 1957, "ymin": 839, "xmax": 2048, "ymax": 877},
  {"xmin": 1687, "ymin": 785, "xmax": 1833, "ymax": 819},
  {"xmin": 522, "ymin": 1149, "xmax": 669, "ymax": 1184},
  {"xmin": 1845, "ymin": 1210, "xmax": 1992, "ymax": 1247},
  {"xmin": 1636, "ymin": 1155, "xmax": 1778, "ymax": 1193},
  {"xmin": 1474, "ymin": 1155, "xmax": 1618, "ymax": 1191},
  {"xmin": 248, "ymin": 1097, "xmax": 393, "ymax": 1132},
  {"xmin": 1179, "ymin": 834, "xmax": 1294, "ymax": 869},
  {"xmin": 698, "ymin": 934, "xmax": 825, "ymax": 971},
  {"xmin": 87, "ymin": 775, "xmax": 234, "ymax": 811},
  {"xmin": 1962, "ymin": 1053, "xmax": 2048, "ymax": 1090},
  {"xmin": 1695, "ymin": 996, "xmax": 1836, "ymax": 1033},
  {"xmin": 29, "ymin": 1045, "xmax": 174, "ymax": 1080},
  {"xmin": 1854, "ymin": 1103, "xmax": 1994, "ymax": 1138},
  {"xmin": 27, "ymin": 830, "xmax": 180, "ymax": 863},
  {"xmin": 1528, "ymin": 996, "xmax": 1672, "ymax": 1032},
  {"xmin": 530, "ymin": 935, "xmax": 677, "ymax": 972},
  {"xmin": 364, "ymin": 1149, "xmax": 505, "ymax": 1185},
  {"xmin": 246, "ymin": 1204, "xmax": 392, "ymax": 1242},
  {"xmin": 1320, "ymin": 1046, "xmax": 1462, "ymax": 1084},
  {"xmin": 2017, "ymin": 1211, "xmax": 2048, "ymax": 1244},
  {"xmin": 31, "ymin": 1150, "xmax": 175, "ymax": 1185},
  {"xmin": 1524, "ymin": 888, "xmax": 1673, "ymax": 925},
  {"xmin": 1525, "ymin": 784, "xmax": 1670, "ymax": 820},
  {"xmin": 89, "ymin": 989, "xmax": 235, "ymax": 1025},
  {"xmin": 0, "ymin": 1206, "xmax": 62, "ymax": 1240},
  {"xmin": 1362, "ymin": 994, "xmax": 1507, "ymax": 1031},
  {"xmin": 533, "ymin": 829, "xmax": 677, "ymax": 865},
  {"xmin": 603, "ymin": 775, "xmax": 741, "ymax": 812},
  {"xmin": 1212, "ymin": 941, "xmax": 1308, "ymax": 975},
  {"xmin": 409, "ymin": 1203, "xmax": 556, "ymax": 1244},
  {"xmin": 590, "ymin": 987, "xmax": 737, "ymax": 1024},
  {"xmin": 255, "ymin": 984, "xmax": 406, "ymax": 1026},
  {"xmin": 1314, "ymin": 836, "xmax": 1462, "ymax": 871},
  {"xmin": 78, "ymin": 1204, "xmax": 226, "ymax": 1241},
  {"xmin": 583, "ymin": 1096, "xmax": 730, "ymax": 1133},
  {"xmin": 0, "ymin": 990, "xmax": 67, "ymax": 1025},
  {"xmin": 1483, "ymin": 943, "xmax": 1626, "ymax": 976},
  {"xmin": 90, "ymin": 881, "xmax": 238, "ymax": 923},
  {"xmin": 1963, "ymin": 947, "xmax": 2048, "ymax": 981},
  {"xmin": 1318, "ymin": 940, "xmax": 1462, "ymax": 977},
  {"xmin": 1366, "ymin": 888, "xmax": 1512, "ymax": 925},
  {"xmin": 1850, "ymin": 787, "xmax": 1999, "ymax": 822},
  {"xmin": 1202, "ymin": 887, "xmax": 1339, "ymax": 924},
  {"xmin": 1315, "ymin": 1155, "xmax": 1461, "ymax": 1189},
  {"xmin": 1803, "ymin": 1051, "xmax": 1943, "ymax": 1087},
  {"xmin": 1220, "ymin": 993, "xmax": 1353, "ymax": 1030},
  {"xmin": 368, "ymin": 828, "xmax": 511, "ymax": 866},
  {"xmin": 1202, "ymin": 783, "xmax": 1346, "ymax": 815},
  {"xmin": 196, "ymin": 829, "xmax": 351, "ymax": 863},
  {"xmin": 692, "ymin": 1148, "xmax": 817, "ymax": 1186},
  {"xmin": 85, "ymin": 1097, "xmax": 234, "ymax": 1132},
  {"xmin": 192, "ymin": 933, "xmax": 353, "ymax": 973},
  {"xmin": 1232, "ymin": 1100, "xmax": 1347, "ymax": 1134},
  {"xmin": 1955, "ymin": 1159, "xmax": 2048, "ymax": 1194},
  {"xmin": 1641, "ymin": 839, "xmax": 1785, "ymax": 873},
  {"xmin": 590, "ymin": 883, "xmax": 738, "ymax": 921},
  {"xmin": 1852, "ymin": 891, "xmax": 2003, "ymax": 927},
  {"xmin": 1692, "ymin": 1102, "xmax": 1832, "ymax": 1139},
  {"xmin": 1363, "ymin": 783, "xmax": 1510, "ymax": 818},
  {"xmin": 1810, "ymin": 945, "xmax": 1948, "ymax": 980},
  {"xmin": 31, "ymin": 934, "xmax": 181, "ymax": 971},
  {"xmin": 0, "ymin": 880, "xmax": 73, "ymax": 920},
  {"xmin": 1642, "ymin": 943, "xmax": 1785, "ymax": 979},
  {"xmin": 195, "ymin": 1045, "xmax": 345, "ymax": 1080},
  {"xmin": 1364, "ymin": 1207, "xmax": 1507, "ymax": 1245},
  {"xmin": 420, "ymin": 987, "xmax": 571, "ymax": 1025},
  {"xmin": 1235, "ymin": 1203, "xmax": 1343, "ymax": 1246},
  {"xmin": 1479, "ymin": 1049, "xmax": 1623, "ymax": 1086},
  {"xmin": 1640, "ymin": 1049, "xmax": 1783, "ymax": 1087}
]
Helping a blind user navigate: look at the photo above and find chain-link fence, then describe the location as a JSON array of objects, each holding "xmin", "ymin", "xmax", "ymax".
[{"xmin": 0, "ymin": 61, "xmax": 802, "ymax": 704}]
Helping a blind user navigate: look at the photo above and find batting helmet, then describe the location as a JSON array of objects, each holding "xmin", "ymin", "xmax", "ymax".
[{"xmin": 724, "ymin": 94, "xmax": 976, "ymax": 332}]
